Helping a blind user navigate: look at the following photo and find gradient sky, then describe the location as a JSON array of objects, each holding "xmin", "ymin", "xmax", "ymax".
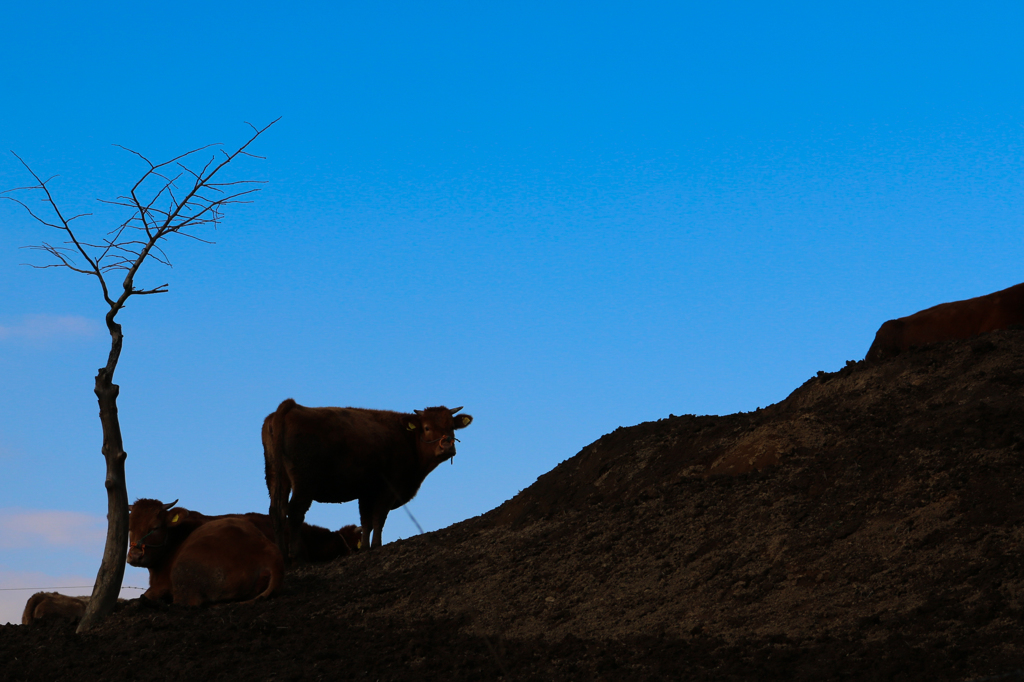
[{"xmin": 2, "ymin": 1, "xmax": 1023, "ymax": 624}]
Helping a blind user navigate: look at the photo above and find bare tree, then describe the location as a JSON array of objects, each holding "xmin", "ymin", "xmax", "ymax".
[{"xmin": 2, "ymin": 119, "xmax": 278, "ymax": 631}]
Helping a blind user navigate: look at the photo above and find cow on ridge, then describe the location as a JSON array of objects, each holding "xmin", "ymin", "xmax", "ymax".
[
  {"xmin": 127, "ymin": 498, "xmax": 284, "ymax": 606},
  {"xmin": 263, "ymin": 399, "xmax": 473, "ymax": 559},
  {"xmin": 22, "ymin": 592, "xmax": 89, "ymax": 625},
  {"xmin": 174, "ymin": 506, "xmax": 360, "ymax": 562},
  {"xmin": 866, "ymin": 281, "xmax": 1024, "ymax": 362},
  {"xmin": 241, "ymin": 514, "xmax": 361, "ymax": 560}
]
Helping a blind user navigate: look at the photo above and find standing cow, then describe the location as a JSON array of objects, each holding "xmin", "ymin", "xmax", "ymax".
[
  {"xmin": 263, "ymin": 398, "xmax": 473, "ymax": 559},
  {"xmin": 866, "ymin": 281, "xmax": 1024, "ymax": 362}
]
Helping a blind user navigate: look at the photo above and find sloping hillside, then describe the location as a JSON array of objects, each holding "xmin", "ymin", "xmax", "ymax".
[{"xmin": 4, "ymin": 331, "xmax": 1024, "ymax": 681}]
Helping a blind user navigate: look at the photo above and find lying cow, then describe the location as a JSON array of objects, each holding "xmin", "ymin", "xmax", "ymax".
[
  {"xmin": 128, "ymin": 498, "xmax": 284, "ymax": 606},
  {"xmin": 866, "ymin": 281, "xmax": 1024, "ymax": 362},
  {"xmin": 173, "ymin": 508, "xmax": 360, "ymax": 561},
  {"xmin": 263, "ymin": 399, "xmax": 473, "ymax": 559},
  {"xmin": 333, "ymin": 523, "xmax": 362, "ymax": 555},
  {"xmin": 242, "ymin": 513, "xmax": 361, "ymax": 559},
  {"xmin": 22, "ymin": 592, "xmax": 89, "ymax": 625}
]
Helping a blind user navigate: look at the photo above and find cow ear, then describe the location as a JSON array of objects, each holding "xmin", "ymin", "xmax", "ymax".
[
  {"xmin": 455, "ymin": 414, "xmax": 473, "ymax": 429},
  {"xmin": 166, "ymin": 508, "xmax": 190, "ymax": 526}
]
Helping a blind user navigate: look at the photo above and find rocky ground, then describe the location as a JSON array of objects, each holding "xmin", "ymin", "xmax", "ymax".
[{"xmin": 4, "ymin": 330, "xmax": 1024, "ymax": 681}]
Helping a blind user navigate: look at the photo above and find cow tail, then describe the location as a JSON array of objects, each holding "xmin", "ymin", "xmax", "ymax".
[
  {"xmin": 262, "ymin": 415, "xmax": 274, "ymax": 495},
  {"xmin": 258, "ymin": 554, "xmax": 285, "ymax": 601},
  {"xmin": 269, "ymin": 399, "xmax": 299, "ymax": 556},
  {"xmin": 240, "ymin": 555, "xmax": 285, "ymax": 604}
]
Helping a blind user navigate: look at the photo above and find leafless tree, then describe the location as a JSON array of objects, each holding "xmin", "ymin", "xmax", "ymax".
[{"xmin": 2, "ymin": 119, "xmax": 278, "ymax": 631}]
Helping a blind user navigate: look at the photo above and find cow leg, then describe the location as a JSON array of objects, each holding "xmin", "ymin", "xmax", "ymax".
[
  {"xmin": 358, "ymin": 496, "xmax": 390, "ymax": 549},
  {"xmin": 371, "ymin": 506, "xmax": 390, "ymax": 549},
  {"xmin": 357, "ymin": 497, "xmax": 373, "ymax": 550},
  {"xmin": 286, "ymin": 492, "xmax": 313, "ymax": 560}
]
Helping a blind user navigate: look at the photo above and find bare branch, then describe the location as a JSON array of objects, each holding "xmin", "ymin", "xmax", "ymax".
[
  {"xmin": 110, "ymin": 144, "xmax": 155, "ymax": 168},
  {"xmin": 131, "ymin": 285, "xmax": 169, "ymax": 295},
  {"xmin": 174, "ymin": 231, "xmax": 216, "ymax": 245},
  {"xmin": 10, "ymin": 118, "xmax": 278, "ymax": 315},
  {"xmin": 7, "ymin": 151, "xmax": 114, "ymax": 306},
  {"xmin": 1, "ymin": 195, "xmax": 76, "ymax": 230},
  {"xmin": 20, "ymin": 244, "xmax": 99, "ymax": 276}
]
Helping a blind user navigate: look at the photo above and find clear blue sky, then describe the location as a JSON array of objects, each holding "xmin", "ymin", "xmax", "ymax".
[{"xmin": 2, "ymin": 1, "xmax": 1022, "ymax": 623}]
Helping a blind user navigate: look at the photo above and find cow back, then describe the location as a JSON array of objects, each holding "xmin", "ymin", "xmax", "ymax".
[
  {"xmin": 866, "ymin": 281, "xmax": 1024, "ymax": 361},
  {"xmin": 154, "ymin": 508, "xmax": 354, "ymax": 563},
  {"xmin": 170, "ymin": 517, "xmax": 284, "ymax": 606},
  {"xmin": 22, "ymin": 592, "xmax": 88, "ymax": 625},
  {"xmin": 276, "ymin": 404, "xmax": 422, "ymax": 504}
]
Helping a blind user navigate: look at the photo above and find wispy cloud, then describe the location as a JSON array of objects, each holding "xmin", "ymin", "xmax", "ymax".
[
  {"xmin": 0, "ymin": 509, "xmax": 106, "ymax": 552},
  {"xmin": 0, "ymin": 314, "xmax": 100, "ymax": 341}
]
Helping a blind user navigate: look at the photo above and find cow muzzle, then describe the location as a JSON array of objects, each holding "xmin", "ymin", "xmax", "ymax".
[
  {"xmin": 126, "ymin": 547, "xmax": 144, "ymax": 566},
  {"xmin": 437, "ymin": 436, "xmax": 458, "ymax": 457},
  {"xmin": 126, "ymin": 528, "xmax": 165, "ymax": 565},
  {"xmin": 424, "ymin": 434, "xmax": 458, "ymax": 456}
]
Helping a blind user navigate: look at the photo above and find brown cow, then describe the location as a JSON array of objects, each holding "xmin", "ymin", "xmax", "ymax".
[
  {"xmin": 22, "ymin": 592, "xmax": 89, "ymax": 624},
  {"xmin": 866, "ymin": 281, "xmax": 1024, "ymax": 362},
  {"xmin": 173, "ymin": 507, "xmax": 360, "ymax": 561},
  {"xmin": 263, "ymin": 399, "xmax": 473, "ymax": 559},
  {"xmin": 127, "ymin": 499, "xmax": 284, "ymax": 606},
  {"xmin": 334, "ymin": 523, "xmax": 362, "ymax": 555},
  {"xmin": 242, "ymin": 514, "xmax": 360, "ymax": 559}
]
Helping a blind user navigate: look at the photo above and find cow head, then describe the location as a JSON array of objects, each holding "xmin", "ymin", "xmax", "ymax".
[
  {"xmin": 406, "ymin": 406, "xmax": 473, "ymax": 462},
  {"xmin": 336, "ymin": 524, "xmax": 362, "ymax": 554},
  {"xmin": 126, "ymin": 498, "xmax": 189, "ymax": 567}
]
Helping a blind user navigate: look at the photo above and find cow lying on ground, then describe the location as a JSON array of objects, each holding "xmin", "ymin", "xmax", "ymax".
[
  {"xmin": 243, "ymin": 513, "xmax": 361, "ymax": 559},
  {"xmin": 128, "ymin": 498, "xmax": 284, "ymax": 606},
  {"xmin": 173, "ymin": 508, "xmax": 360, "ymax": 561},
  {"xmin": 263, "ymin": 399, "xmax": 473, "ymax": 559},
  {"xmin": 866, "ymin": 281, "xmax": 1024, "ymax": 362},
  {"xmin": 22, "ymin": 592, "xmax": 89, "ymax": 624}
]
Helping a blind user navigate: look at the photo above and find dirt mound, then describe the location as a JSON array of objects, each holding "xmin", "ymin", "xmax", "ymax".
[{"xmin": 4, "ymin": 331, "xmax": 1024, "ymax": 681}]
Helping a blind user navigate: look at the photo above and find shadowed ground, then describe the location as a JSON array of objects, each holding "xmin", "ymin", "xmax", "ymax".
[{"xmin": 5, "ymin": 330, "xmax": 1024, "ymax": 681}]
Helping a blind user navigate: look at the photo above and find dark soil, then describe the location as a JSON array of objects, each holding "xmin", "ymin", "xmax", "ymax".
[{"xmin": 5, "ymin": 330, "xmax": 1024, "ymax": 681}]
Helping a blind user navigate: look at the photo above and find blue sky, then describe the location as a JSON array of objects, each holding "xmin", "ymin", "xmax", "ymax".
[{"xmin": 1, "ymin": 1, "xmax": 1023, "ymax": 623}]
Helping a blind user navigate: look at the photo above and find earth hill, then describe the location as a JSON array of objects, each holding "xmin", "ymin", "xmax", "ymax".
[{"xmin": 3, "ymin": 330, "xmax": 1024, "ymax": 681}]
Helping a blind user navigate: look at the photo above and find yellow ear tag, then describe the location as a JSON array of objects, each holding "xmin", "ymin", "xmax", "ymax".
[
  {"xmin": 171, "ymin": 514, "xmax": 179, "ymax": 523},
  {"xmin": 461, "ymin": 416, "xmax": 471, "ymax": 426},
  {"xmin": 407, "ymin": 422, "xmax": 416, "ymax": 431},
  {"xmin": 357, "ymin": 540, "xmax": 363, "ymax": 549}
]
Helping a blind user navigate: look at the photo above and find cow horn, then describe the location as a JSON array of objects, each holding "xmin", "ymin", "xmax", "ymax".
[
  {"xmin": 450, "ymin": 406, "xmax": 463, "ymax": 415},
  {"xmin": 162, "ymin": 499, "xmax": 179, "ymax": 511}
]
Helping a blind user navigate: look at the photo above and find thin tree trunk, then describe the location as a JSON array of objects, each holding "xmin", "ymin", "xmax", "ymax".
[
  {"xmin": 11, "ymin": 121, "xmax": 276, "ymax": 631},
  {"xmin": 77, "ymin": 319, "xmax": 128, "ymax": 632}
]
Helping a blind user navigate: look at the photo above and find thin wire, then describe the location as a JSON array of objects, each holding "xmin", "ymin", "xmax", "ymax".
[
  {"xmin": 402, "ymin": 505, "xmax": 425, "ymax": 535},
  {"xmin": 0, "ymin": 586, "xmax": 146, "ymax": 591},
  {"xmin": 383, "ymin": 474, "xmax": 426, "ymax": 536}
]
